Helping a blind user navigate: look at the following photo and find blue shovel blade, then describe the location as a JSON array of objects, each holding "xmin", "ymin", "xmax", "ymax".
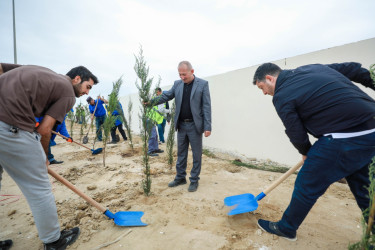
[
  {"xmin": 114, "ymin": 211, "xmax": 147, "ymax": 227},
  {"xmin": 91, "ymin": 148, "xmax": 103, "ymax": 155},
  {"xmin": 224, "ymin": 193, "xmax": 259, "ymax": 215},
  {"xmin": 104, "ymin": 210, "xmax": 147, "ymax": 226}
]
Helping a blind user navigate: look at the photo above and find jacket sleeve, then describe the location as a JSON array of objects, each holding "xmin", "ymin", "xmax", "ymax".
[
  {"xmin": 202, "ymin": 82, "xmax": 212, "ymax": 132},
  {"xmin": 58, "ymin": 120, "xmax": 70, "ymax": 138},
  {"xmin": 274, "ymin": 97, "xmax": 311, "ymax": 155},
  {"xmin": 326, "ymin": 62, "xmax": 374, "ymax": 90}
]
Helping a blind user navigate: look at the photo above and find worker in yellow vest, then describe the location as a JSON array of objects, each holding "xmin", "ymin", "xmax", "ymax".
[
  {"xmin": 146, "ymin": 106, "xmax": 164, "ymax": 156},
  {"xmin": 155, "ymin": 88, "xmax": 171, "ymax": 143}
]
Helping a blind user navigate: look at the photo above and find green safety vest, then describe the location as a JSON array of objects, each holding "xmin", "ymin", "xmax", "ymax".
[{"xmin": 147, "ymin": 107, "xmax": 164, "ymax": 124}]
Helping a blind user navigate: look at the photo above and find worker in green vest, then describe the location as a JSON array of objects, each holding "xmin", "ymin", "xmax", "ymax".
[
  {"xmin": 147, "ymin": 106, "xmax": 164, "ymax": 156},
  {"xmin": 155, "ymin": 88, "xmax": 171, "ymax": 143}
]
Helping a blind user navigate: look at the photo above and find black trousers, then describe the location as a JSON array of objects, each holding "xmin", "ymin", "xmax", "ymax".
[{"xmin": 110, "ymin": 124, "xmax": 127, "ymax": 142}]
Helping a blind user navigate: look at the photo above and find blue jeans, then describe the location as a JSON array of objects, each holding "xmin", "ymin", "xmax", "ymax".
[
  {"xmin": 278, "ymin": 132, "xmax": 375, "ymax": 235},
  {"xmin": 95, "ymin": 115, "xmax": 106, "ymax": 141},
  {"xmin": 157, "ymin": 119, "xmax": 166, "ymax": 143},
  {"xmin": 47, "ymin": 142, "xmax": 55, "ymax": 162},
  {"xmin": 148, "ymin": 125, "xmax": 159, "ymax": 153}
]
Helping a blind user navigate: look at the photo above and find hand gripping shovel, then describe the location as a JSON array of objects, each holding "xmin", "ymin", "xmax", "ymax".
[
  {"xmin": 48, "ymin": 167, "xmax": 147, "ymax": 226},
  {"xmin": 51, "ymin": 131, "xmax": 103, "ymax": 155},
  {"xmin": 224, "ymin": 160, "xmax": 303, "ymax": 215},
  {"xmin": 83, "ymin": 97, "xmax": 100, "ymax": 144}
]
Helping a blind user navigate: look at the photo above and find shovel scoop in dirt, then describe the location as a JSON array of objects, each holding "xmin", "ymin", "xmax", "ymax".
[
  {"xmin": 48, "ymin": 167, "xmax": 147, "ymax": 226},
  {"xmin": 224, "ymin": 160, "xmax": 303, "ymax": 215},
  {"xmin": 52, "ymin": 131, "xmax": 102, "ymax": 155}
]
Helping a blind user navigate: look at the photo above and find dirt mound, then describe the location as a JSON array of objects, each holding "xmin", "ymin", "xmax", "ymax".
[{"xmin": 0, "ymin": 126, "xmax": 364, "ymax": 249}]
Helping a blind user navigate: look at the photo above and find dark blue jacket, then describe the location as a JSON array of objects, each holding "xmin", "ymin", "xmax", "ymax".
[
  {"xmin": 111, "ymin": 102, "xmax": 124, "ymax": 126},
  {"xmin": 273, "ymin": 62, "xmax": 375, "ymax": 155}
]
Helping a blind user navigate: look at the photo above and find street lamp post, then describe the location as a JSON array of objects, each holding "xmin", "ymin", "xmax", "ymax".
[{"xmin": 12, "ymin": 0, "xmax": 17, "ymax": 64}]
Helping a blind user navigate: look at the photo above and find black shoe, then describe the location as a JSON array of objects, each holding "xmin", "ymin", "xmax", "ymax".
[
  {"xmin": 0, "ymin": 239, "xmax": 13, "ymax": 250},
  {"xmin": 257, "ymin": 219, "xmax": 297, "ymax": 241},
  {"xmin": 108, "ymin": 141, "xmax": 117, "ymax": 144},
  {"xmin": 148, "ymin": 152, "xmax": 158, "ymax": 157},
  {"xmin": 154, "ymin": 149, "xmax": 164, "ymax": 153},
  {"xmin": 50, "ymin": 160, "xmax": 63, "ymax": 165},
  {"xmin": 188, "ymin": 182, "xmax": 199, "ymax": 192},
  {"xmin": 44, "ymin": 227, "xmax": 80, "ymax": 250},
  {"xmin": 168, "ymin": 178, "xmax": 187, "ymax": 187}
]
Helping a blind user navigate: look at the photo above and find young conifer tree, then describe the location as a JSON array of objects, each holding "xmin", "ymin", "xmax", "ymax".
[
  {"xmin": 126, "ymin": 99, "xmax": 134, "ymax": 151},
  {"xmin": 166, "ymin": 101, "xmax": 176, "ymax": 168},
  {"xmin": 118, "ymin": 97, "xmax": 134, "ymax": 151},
  {"xmin": 76, "ymin": 103, "xmax": 86, "ymax": 141},
  {"xmin": 67, "ymin": 109, "xmax": 75, "ymax": 137},
  {"xmin": 102, "ymin": 78, "xmax": 123, "ymax": 167},
  {"xmin": 134, "ymin": 46, "xmax": 160, "ymax": 196}
]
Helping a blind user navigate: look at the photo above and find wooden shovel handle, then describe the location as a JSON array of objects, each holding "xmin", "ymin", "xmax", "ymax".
[
  {"xmin": 263, "ymin": 160, "xmax": 304, "ymax": 195},
  {"xmin": 48, "ymin": 167, "xmax": 106, "ymax": 213},
  {"xmin": 51, "ymin": 131, "xmax": 91, "ymax": 151}
]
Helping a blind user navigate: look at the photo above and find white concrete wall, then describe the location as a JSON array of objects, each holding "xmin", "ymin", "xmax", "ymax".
[{"xmin": 120, "ymin": 38, "xmax": 375, "ymax": 166}]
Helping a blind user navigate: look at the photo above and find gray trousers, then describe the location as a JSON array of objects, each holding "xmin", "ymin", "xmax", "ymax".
[
  {"xmin": 0, "ymin": 121, "xmax": 60, "ymax": 243},
  {"xmin": 176, "ymin": 122, "xmax": 203, "ymax": 182}
]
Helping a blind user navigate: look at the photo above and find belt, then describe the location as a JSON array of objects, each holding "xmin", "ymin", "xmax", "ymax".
[{"xmin": 181, "ymin": 119, "xmax": 194, "ymax": 123}]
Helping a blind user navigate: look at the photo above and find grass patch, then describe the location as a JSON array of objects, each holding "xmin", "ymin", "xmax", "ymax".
[
  {"xmin": 202, "ymin": 149, "xmax": 216, "ymax": 158},
  {"xmin": 231, "ymin": 159, "xmax": 291, "ymax": 174}
]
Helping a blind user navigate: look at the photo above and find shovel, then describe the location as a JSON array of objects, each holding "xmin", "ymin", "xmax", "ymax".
[
  {"xmin": 51, "ymin": 131, "xmax": 103, "ymax": 155},
  {"xmin": 224, "ymin": 160, "xmax": 303, "ymax": 215},
  {"xmin": 83, "ymin": 97, "xmax": 100, "ymax": 144},
  {"xmin": 47, "ymin": 167, "xmax": 147, "ymax": 226}
]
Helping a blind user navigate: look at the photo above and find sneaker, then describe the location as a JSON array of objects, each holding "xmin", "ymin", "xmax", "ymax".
[
  {"xmin": 168, "ymin": 178, "xmax": 187, "ymax": 187},
  {"xmin": 188, "ymin": 182, "xmax": 199, "ymax": 192},
  {"xmin": 257, "ymin": 219, "xmax": 297, "ymax": 241},
  {"xmin": 44, "ymin": 227, "xmax": 80, "ymax": 250},
  {"xmin": 148, "ymin": 152, "xmax": 158, "ymax": 157},
  {"xmin": 154, "ymin": 149, "xmax": 164, "ymax": 153},
  {"xmin": 0, "ymin": 239, "xmax": 13, "ymax": 250},
  {"xmin": 50, "ymin": 160, "xmax": 64, "ymax": 165}
]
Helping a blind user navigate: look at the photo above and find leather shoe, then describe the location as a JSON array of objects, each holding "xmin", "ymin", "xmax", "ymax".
[
  {"xmin": 50, "ymin": 160, "xmax": 63, "ymax": 164},
  {"xmin": 154, "ymin": 149, "xmax": 164, "ymax": 153},
  {"xmin": 168, "ymin": 178, "xmax": 187, "ymax": 187},
  {"xmin": 188, "ymin": 182, "xmax": 199, "ymax": 192}
]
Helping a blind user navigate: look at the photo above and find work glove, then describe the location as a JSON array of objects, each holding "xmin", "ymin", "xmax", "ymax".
[{"xmin": 66, "ymin": 137, "xmax": 73, "ymax": 143}]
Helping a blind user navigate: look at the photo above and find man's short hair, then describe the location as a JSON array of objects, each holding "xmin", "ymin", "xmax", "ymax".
[
  {"xmin": 66, "ymin": 66, "xmax": 99, "ymax": 84},
  {"xmin": 252, "ymin": 63, "xmax": 281, "ymax": 85},
  {"xmin": 178, "ymin": 61, "xmax": 193, "ymax": 70},
  {"xmin": 155, "ymin": 87, "xmax": 162, "ymax": 92}
]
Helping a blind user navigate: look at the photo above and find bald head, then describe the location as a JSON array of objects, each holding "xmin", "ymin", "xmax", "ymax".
[
  {"xmin": 178, "ymin": 61, "xmax": 195, "ymax": 83},
  {"xmin": 178, "ymin": 61, "xmax": 193, "ymax": 70}
]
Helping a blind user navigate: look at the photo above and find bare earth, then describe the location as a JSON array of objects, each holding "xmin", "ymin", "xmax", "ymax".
[{"xmin": 0, "ymin": 127, "xmax": 364, "ymax": 250}]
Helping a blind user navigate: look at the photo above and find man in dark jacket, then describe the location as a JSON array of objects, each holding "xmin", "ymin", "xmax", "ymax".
[{"xmin": 253, "ymin": 62, "xmax": 375, "ymax": 241}]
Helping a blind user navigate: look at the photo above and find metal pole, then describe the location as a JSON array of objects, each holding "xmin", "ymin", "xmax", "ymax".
[{"xmin": 12, "ymin": 0, "xmax": 17, "ymax": 64}]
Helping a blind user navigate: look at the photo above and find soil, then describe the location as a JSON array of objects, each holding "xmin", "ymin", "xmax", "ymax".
[{"xmin": 0, "ymin": 125, "xmax": 364, "ymax": 250}]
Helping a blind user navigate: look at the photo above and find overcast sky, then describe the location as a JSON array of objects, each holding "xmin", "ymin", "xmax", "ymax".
[{"xmin": 1, "ymin": 0, "xmax": 374, "ymax": 105}]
